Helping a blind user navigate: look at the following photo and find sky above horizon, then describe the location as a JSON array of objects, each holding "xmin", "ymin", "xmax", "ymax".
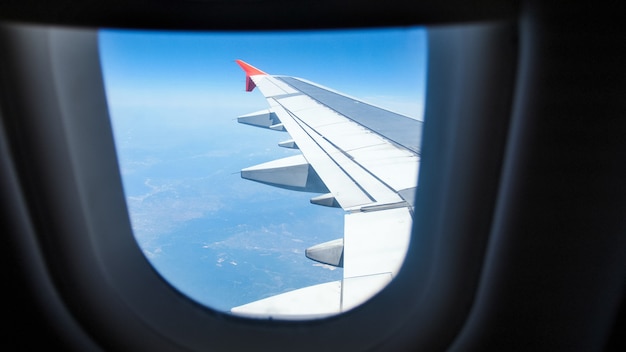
[
  {"xmin": 100, "ymin": 28, "xmax": 427, "ymax": 118},
  {"xmin": 98, "ymin": 27, "xmax": 427, "ymax": 313}
]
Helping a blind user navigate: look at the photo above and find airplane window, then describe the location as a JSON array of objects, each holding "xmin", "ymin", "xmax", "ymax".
[{"xmin": 99, "ymin": 28, "xmax": 427, "ymax": 318}]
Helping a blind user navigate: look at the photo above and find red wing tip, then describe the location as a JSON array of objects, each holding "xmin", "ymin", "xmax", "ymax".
[{"xmin": 235, "ymin": 60, "xmax": 268, "ymax": 76}]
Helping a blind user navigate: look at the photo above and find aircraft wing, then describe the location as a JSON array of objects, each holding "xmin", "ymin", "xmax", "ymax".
[{"xmin": 231, "ymin": 60, "xmax": 422, "ymax": 319}]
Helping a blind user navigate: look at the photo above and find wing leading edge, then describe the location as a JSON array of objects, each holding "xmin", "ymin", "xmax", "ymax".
[{"xmin": 231, "ymin": 60, "xmax": 421, "ymax": 319}]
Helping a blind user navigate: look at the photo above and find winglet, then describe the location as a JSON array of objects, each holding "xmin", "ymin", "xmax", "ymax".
[{"xmin": 236, "ymin": 60, "xmax": 267, "ymax": 92}]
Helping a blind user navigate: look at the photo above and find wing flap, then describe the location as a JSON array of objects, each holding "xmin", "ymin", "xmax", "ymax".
[
  {"xmin": 231, "ymin": 280, "xmax": 342, "ymax": 319},
  {"xmin": 230, "ymin": 207, "xmax": 412, "ymax": 318},
  {"xmin": 343, "ymin": 207, "xmax": 412, "ymax": 279}
]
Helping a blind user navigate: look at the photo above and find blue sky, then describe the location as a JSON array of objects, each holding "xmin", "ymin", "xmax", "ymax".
[
  {"xmin": 99, "ymin": 28, "xmax": 427, "ymax": 117},
  {"xmin": 98, "ymin": 27, "xmax": 427, "ymax": 312}
]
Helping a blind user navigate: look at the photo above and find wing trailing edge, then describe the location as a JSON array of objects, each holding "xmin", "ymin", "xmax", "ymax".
[{"xmin": 231, "ymin": 281, "xmax": 342, "ymax": 319}]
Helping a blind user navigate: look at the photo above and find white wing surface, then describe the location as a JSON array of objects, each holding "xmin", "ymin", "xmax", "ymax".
[{"xmin": 231, "ymin": 60, "xmax": 421, "ymax": 319}]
